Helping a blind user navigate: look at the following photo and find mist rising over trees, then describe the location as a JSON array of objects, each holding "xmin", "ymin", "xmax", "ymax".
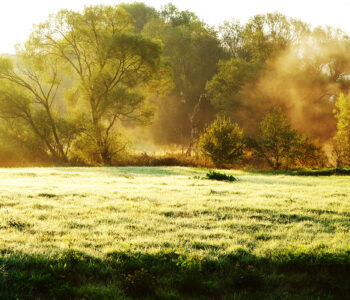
[{"xmin": 0, "ymin": 2, "xmax": 349, "ymax": 168}]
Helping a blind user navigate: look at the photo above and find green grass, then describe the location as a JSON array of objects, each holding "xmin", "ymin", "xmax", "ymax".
[{"xmin": 0, "ymin": 166, "xmax": 349, "ymax": 299}]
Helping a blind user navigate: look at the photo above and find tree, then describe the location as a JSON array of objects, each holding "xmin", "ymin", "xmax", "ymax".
[
  {"xmin": 206, "ymin": 14, "xmax": 310, "ymax": 135},
  {"xmin": 253, "ymin": 107, "xmax": 306, "ymax": 169},
  {"xmin": 29, "ymin": 5, "xmax": 162, "ymax": 164},
  {"xmin": 142, "ymin": 4, "xmax": 223, "ymax": 149},
  {"xmin": 120, "ymin": 2, "xmax": 159, "ymax": 33},
  {"xmin": 219, "ymin": 13, "xmax": 310, "ymax": 63},
  {"xmin": 208, "ymin": 17, "xmax": 350, "ymax": 142},
  {"xmin": 0, "ymin": 51, "xmax": 79, "ymax": 163},
  {"xmin": 199, "ymin": 117, "xmax": 244, "ymax": 167},
  {"xmin": 333, "ymin": 92, "xmax": 350, "ymax": 166},
  {"xmin": 206, "ymin": 58, "xmax": 262, "ymax": 111}
]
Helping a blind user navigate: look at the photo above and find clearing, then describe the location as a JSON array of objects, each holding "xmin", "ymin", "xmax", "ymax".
[{"xmin": 0, "ymin": 167, "xmax": 349, "ymax": 299}]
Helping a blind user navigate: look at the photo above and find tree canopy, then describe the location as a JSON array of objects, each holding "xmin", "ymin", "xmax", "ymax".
[{"xmin": 0, "ymin": 3, "xmax": 349, "ymax": 168}]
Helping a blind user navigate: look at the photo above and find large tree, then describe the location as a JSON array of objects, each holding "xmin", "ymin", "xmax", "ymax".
[
  {"xmin": 142, "ymin": 4, "xmax": 223, "ymax": 150},
  {"xmin": 28, "ymin": 5, "xmax": 162, "ymax": 164},
  {"xmin": 0, "ymin": 50, "xmax": 78, "ymax": 163}
]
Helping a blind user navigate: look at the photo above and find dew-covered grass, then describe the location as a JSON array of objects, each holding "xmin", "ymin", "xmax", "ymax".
[
  {"xmin": 0, "ymin": 167, "xmax": 349, "ymax": 299},
  {"xmin": 0, "ymin": 166, "xmax": 349, "ymax": 257}
]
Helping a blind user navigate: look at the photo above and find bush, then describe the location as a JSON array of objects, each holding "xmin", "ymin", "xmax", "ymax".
[
  {"xmin": 206, "ymin": 170, "xmax": 236, "ymax": 181},
  {"xmin": 199, "ymin": 117, "xmax": 245, "ymax": 167}
]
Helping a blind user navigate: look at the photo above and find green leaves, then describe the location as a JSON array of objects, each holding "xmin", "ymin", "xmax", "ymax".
[
  {"xmin": 0, "ymin": 57, "xmax": 14, "ymax": 74},
  {"xmin": 206, "ymin": 58, "xmax": 262, "ymax": 111},
  {"xmin": 255, "ymin": 107, "xmax": 317, "ymax": 169},
  {"xmin": 199, "ymin": 117, "xmax": 245, "ymax": 167},
  {"xmin": 333, "ymin": 92, "xmax": 350, "ymax": 165}
]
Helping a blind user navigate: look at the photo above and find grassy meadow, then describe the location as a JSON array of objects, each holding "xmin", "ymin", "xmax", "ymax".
[{"xmin": 0, "ymin": 167, "xmax": 349, "ymax": 299}]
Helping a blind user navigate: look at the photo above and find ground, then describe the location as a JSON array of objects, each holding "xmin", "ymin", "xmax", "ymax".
[{"xmin": 0, "ymin": 167, "xmax": 349, "ymax": 299}]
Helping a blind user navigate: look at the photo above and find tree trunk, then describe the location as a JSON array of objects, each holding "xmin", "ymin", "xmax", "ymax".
[
  {"xmin": 91, "ymin": 105, "xmax": 112, "ymax": 165},
  {"xmin": 186, "ymin": 94, "xmax": 205, "ymax": 157},
  {"xmin": 44, "ymin": 104, "xmax": 68, "ymax": 163}
]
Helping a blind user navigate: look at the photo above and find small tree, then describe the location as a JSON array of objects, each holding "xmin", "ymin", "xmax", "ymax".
[
  {"xmin": 199, "ymin": 117, "xmax": 244, "ymax": 167},
  {"xmin": 254, "ymin": 107, "xmax": 307, "ymax": 169},
  {"xmin": 333, "ymin": 92, "xmax": 350, "ymax": 166}
]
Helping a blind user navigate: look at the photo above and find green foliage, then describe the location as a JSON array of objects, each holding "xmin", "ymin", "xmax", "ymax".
[
  {"xmin": 143, "ymin": 7, "xmax": 223, "ymax": 146},
  {"xmin": 208, "ymin": 16, "xmax": 350, "ymax": 149},
  {"xmin": 175, "ymin": 256, "xmax": 203, "ymax": 293},
  {"xmin": 1, "ymin": 249, "xmax": 350, "ymax": 299},
  {"xmin": 0, "ymin": 264, "xmax": 7, "ymax": 278},
  {"xmin": 0, "ymin": 54, "xmax": 76, "ymax": 163},
  {"xmin": 199, "ymin": 117, "xmax": 245, "ymax": 167},
  {"xmin": 207, "ymin": 13, "xmax": 309, "ymax": 114},
  {"xmin": 206, "ymin": 58, "xmax": 263, "ymax": 111},
  {"xmin": 0, "ymin": 4, "xmax": 164, "ymax": 165},
  {"xmin": 120, "ymin": 2, "xmax": 159, "ymax": 33},
  {"xmin": 206, "ymin": 170, "xmax": 236, "ymax": 181},
  {"xmin": 333, "ymin": 92, "xmax": 350, "ymax": 166},
  {"xmin": 70, "ymin": 121, "xmax": 131, "ymax": 165},
  {"xmin": 1, "ymin": 5, "xmax": 349, "ymax": 167},
  {"xmin": 253, "ymin": 107, "xmax": 314, "ymax": 169}
]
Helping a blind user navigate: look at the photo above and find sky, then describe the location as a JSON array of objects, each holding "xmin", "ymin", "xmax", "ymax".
[{"xmin": 0, "ymin": 0, "xmax": 349, "ymax": 54}]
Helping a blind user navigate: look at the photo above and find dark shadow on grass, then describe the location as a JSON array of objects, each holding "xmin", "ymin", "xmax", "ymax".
[
  {"xmin": 214, "ymin": 206, "xmax": 347, "ymax": 232},
  {"xmin": 245, "ymin": 167, "xmax": 350, "ymax": 177},
  {"xmin": 1, "ymin": 248, "xmax": 349, "ymax": 299}
]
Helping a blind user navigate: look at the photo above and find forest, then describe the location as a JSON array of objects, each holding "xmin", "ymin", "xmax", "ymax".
[{"xmin": 0, "ymin": 2, "xmax": 349, "ymax": 169}]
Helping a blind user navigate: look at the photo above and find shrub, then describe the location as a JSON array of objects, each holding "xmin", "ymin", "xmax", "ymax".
[
  {"xmin": 199, "ymin": 117, "xmax": 245, "ymax": 167},
  {"xmin": 206, "ymin": 170, "xmax": 236, "ymax": 181}
]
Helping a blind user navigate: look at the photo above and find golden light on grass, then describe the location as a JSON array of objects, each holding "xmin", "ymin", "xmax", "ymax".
[{"xmin": 0, "ymin": 167, "xmax": 349, "ymax": 258}]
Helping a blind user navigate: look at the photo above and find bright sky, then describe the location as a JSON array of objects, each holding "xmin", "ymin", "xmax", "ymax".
[{"xmin": 1, "ymin": 0, "xmax": 349, "ymax": 54}]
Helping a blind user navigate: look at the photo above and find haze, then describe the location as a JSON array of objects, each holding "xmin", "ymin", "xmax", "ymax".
[{"xmin": 0, "ymin": 0, "xmax": 349, "ymax": 54}]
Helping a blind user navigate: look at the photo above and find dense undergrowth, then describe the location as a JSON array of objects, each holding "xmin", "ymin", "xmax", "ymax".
[{"xmin": 1, "ymin": 248, "xmax": 349, "ymax": 299}]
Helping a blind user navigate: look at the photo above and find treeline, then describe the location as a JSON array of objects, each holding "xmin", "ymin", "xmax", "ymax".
[{"xmin": 0, "ymin": 2, "xmax": 349, "ymax": 168}]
